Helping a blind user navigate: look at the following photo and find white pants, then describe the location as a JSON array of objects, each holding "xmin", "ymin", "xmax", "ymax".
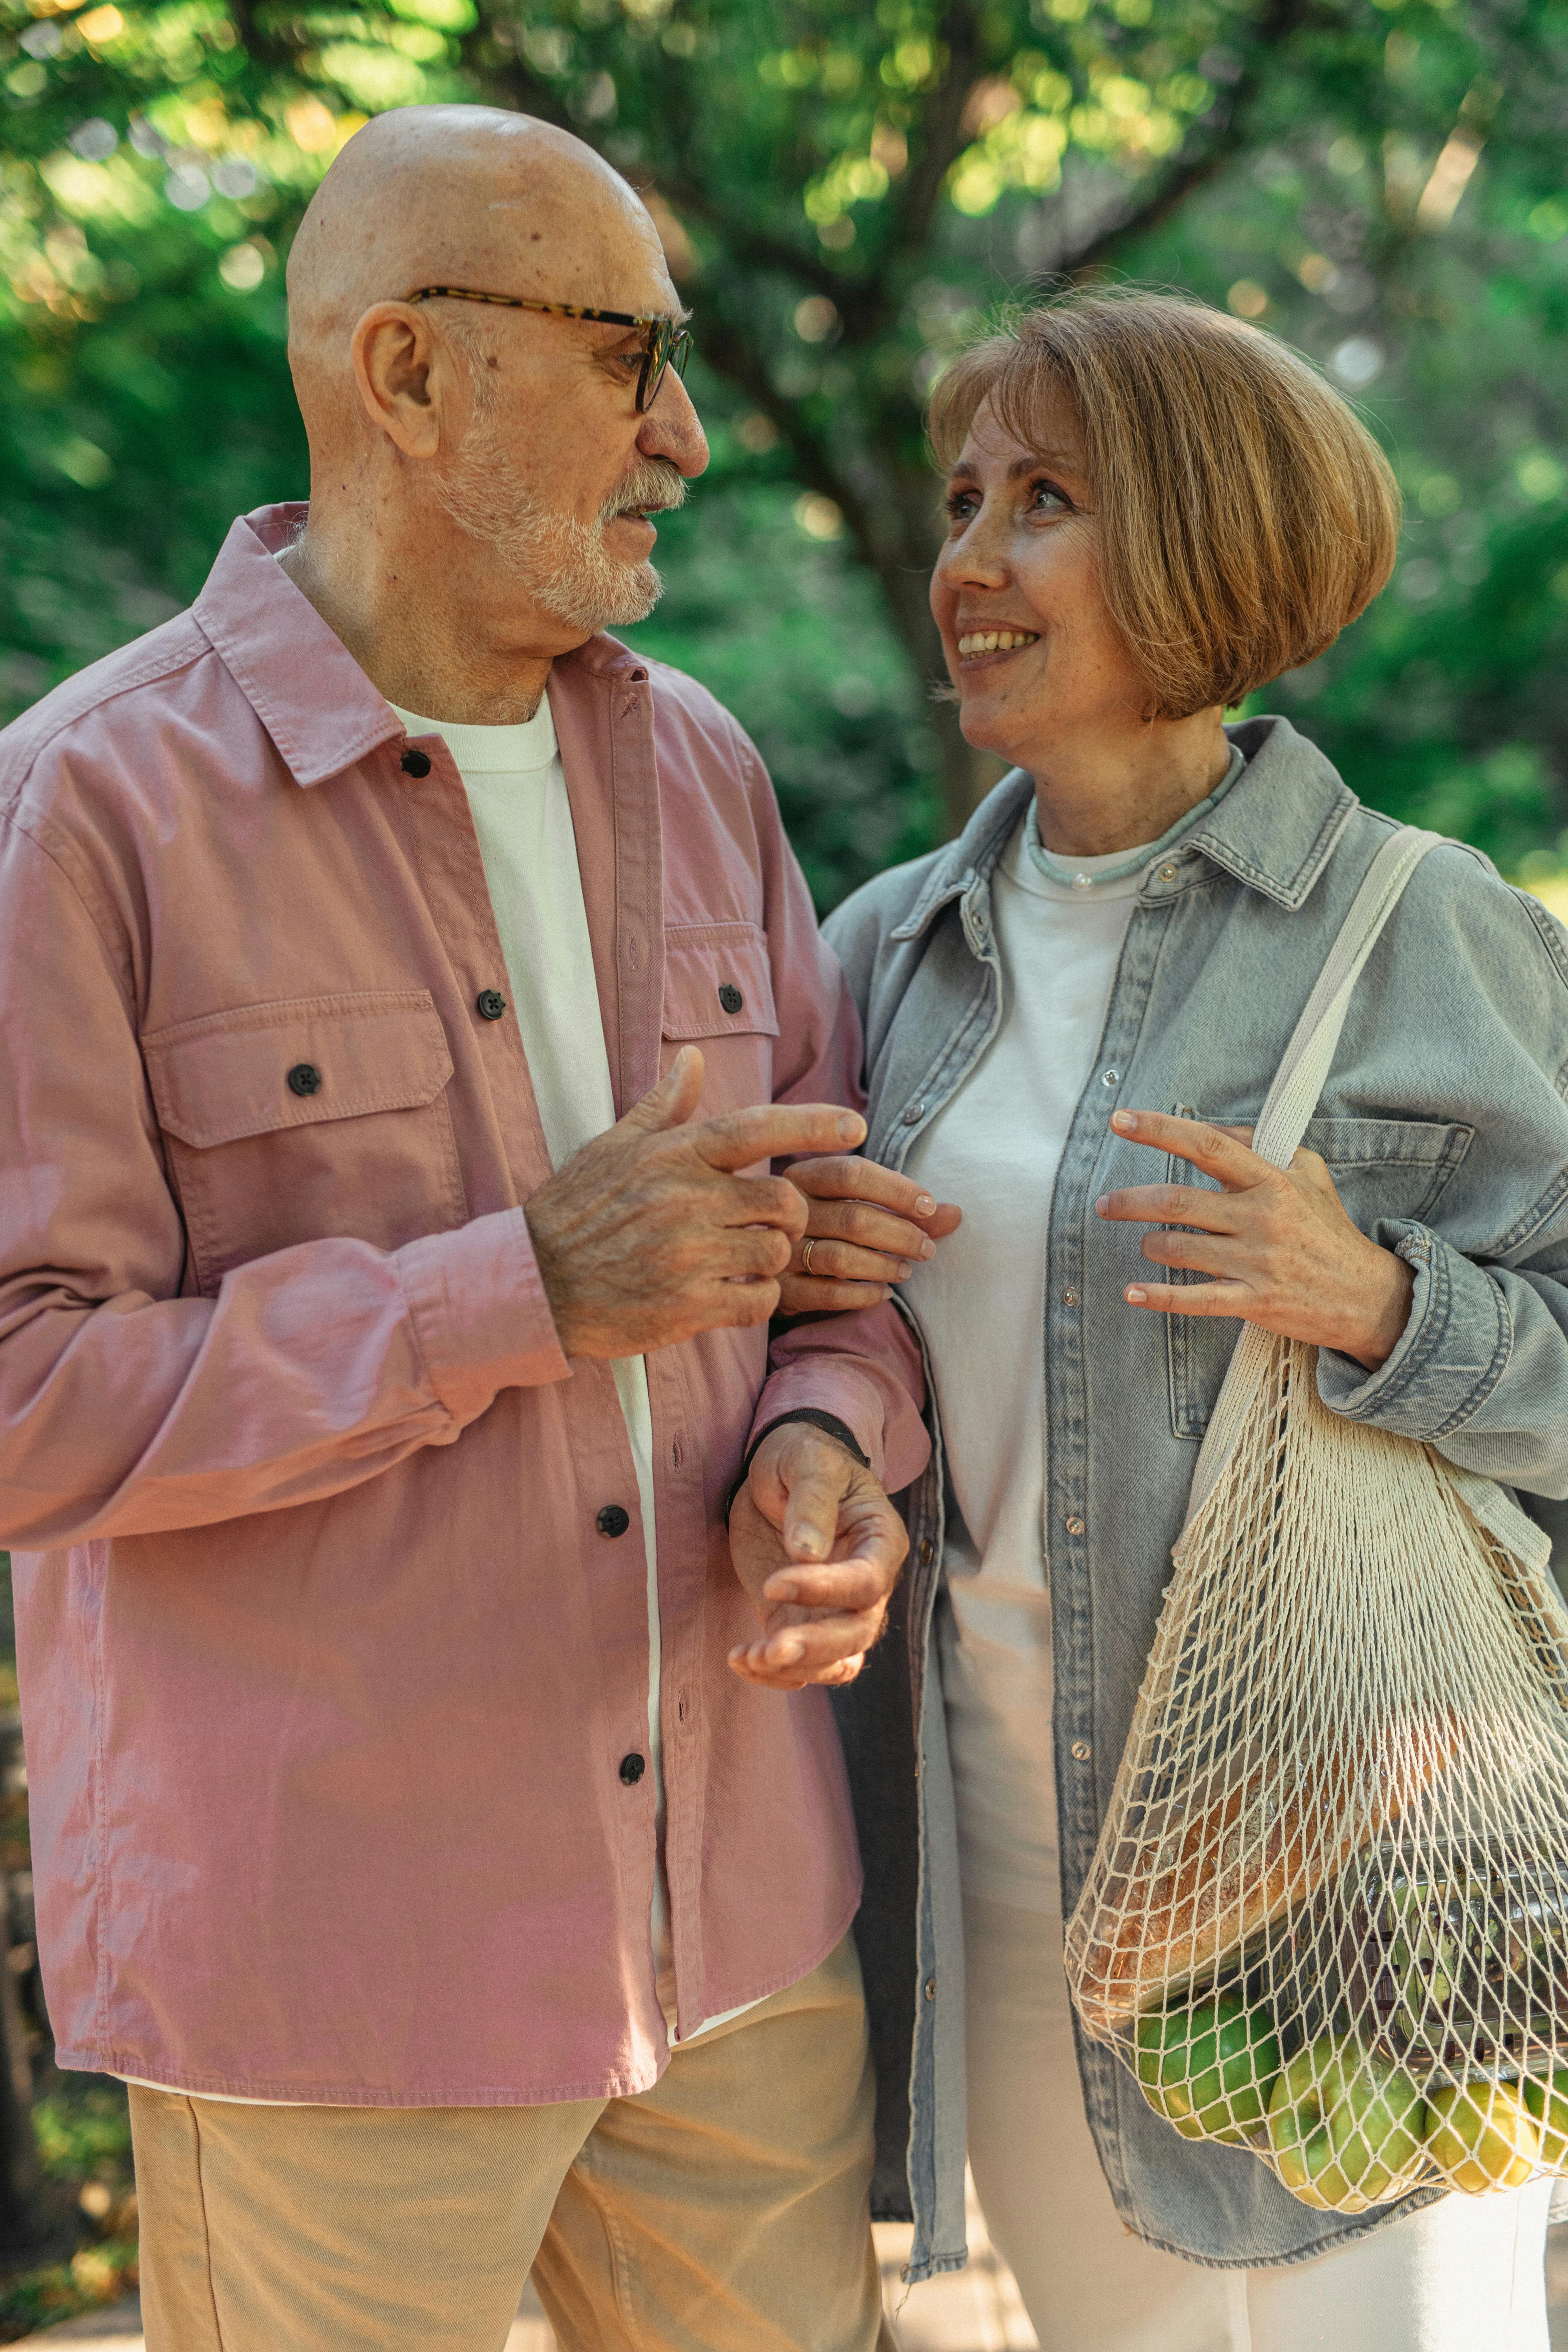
[{"xmin": 963, "ymin": 1891, "xmax": 1553, "ymax": 2352}]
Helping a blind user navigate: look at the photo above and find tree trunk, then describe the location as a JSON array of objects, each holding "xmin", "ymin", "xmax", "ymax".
[
  {"xmin": 0, "ymin": 1866, "xmax": 40, "ymax": 2254},
  {"xmin": 851, "ymin": 479, "xmax": 1007, "ymax": 840}
]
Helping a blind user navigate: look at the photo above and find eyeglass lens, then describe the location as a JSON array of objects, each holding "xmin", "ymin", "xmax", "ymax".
[{"xmin": 637, "ymin": 321, "xmax": 693, "ymax": 414}]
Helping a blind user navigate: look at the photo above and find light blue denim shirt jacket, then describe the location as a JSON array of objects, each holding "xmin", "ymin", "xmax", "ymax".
[{"xmin": 821, "ymin": 715, "xmax": 1568, "ymax": 2279}]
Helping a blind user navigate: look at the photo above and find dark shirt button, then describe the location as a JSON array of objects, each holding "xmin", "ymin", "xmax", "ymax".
[
  {"xmin": 718, "ymin": 982, "xmax": 744, "ymax": 1015},
  {"xmin": 399, "ymin": 747, "xmax": 432, "ymax": 777},
  {"xmin": 476, "ymin": 989, "xmax": 507, "ymax": 1021},
  {"xmin": 619, "ymin": 1752, "xmax": 646, "ymax": 1786},
  {"xmin": 287, "ymin": 1063, "xmax": 321, "ymax": 1098},
  {"xmin": 596, "ymin": 1504, "xmax": 631, "ymax": 1538}
]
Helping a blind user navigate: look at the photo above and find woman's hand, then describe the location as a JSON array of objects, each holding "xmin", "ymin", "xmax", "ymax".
[
  {"xmin": 1094, "ymin": 1109, "xmax": 1415, "ymax": 1371},
  {"xmin": 778, "ymin": 1157, "xmax": 962, "ymax": 1314}
]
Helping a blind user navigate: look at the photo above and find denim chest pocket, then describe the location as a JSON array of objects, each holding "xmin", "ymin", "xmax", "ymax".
[
  {"xmin": 1164, "ymin": 1108, "xmax": 1475, "ymax": 1440},
  {"xmin": 660, "ymin": 924, "xmax": 779, "ymax": 1125},
  {"xmin": 143, "ymin": 990, "xmax": 467, "ymax": 1296}
]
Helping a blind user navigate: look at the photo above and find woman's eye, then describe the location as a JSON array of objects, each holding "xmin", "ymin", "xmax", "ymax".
[
  {"xmin": 1029, "ymin": 479, "xmax": 1070, "ymax": 515},
  {"xmin": 946, "ymin": 490, "xmax": 980, "ymax": 525}
]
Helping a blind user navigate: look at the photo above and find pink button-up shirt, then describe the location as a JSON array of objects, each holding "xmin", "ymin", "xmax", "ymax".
[{"xmin": 0, "ymin": 506, "xmax": 928, "ymax": 2105}]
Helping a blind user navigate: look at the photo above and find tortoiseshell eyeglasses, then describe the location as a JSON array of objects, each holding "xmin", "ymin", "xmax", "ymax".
[{"xmin": 407, "ymin": 286, "xmax": 693, "ymax": 414}]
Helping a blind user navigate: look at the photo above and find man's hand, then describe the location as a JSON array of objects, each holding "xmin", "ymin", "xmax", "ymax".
[
  {"xmin": 779, "ymin": 1157, "xmax": 962, "ymax": 1314},
  {"xmin": 728, "ymin": 1423, "xmax": 907, "ymax": 1691},
  {"xmin": 526, "ymin": 1047, "xmax": 867, "ymax": 1358},
  {"xmin": 1095, "ymin": 1109, "xmax": 1416, "ymax": 1371}
]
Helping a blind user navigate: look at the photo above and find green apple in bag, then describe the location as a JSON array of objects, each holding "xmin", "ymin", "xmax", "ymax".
[
  {"xmin": 1523, "ymin": 2069, "xmax": 1568, "ymax": 2171},
  {"xmin": 1266, "ymin": 2034, "xmax": 1427, "ymax": 2211},
  {"xmin": 1135, "ymin": 1990, "xmax": 1280, "ymax": 2144},
  {"xmin": 1426, "ymin": 2080, "xmax": 1540, "ymax": 2192}
]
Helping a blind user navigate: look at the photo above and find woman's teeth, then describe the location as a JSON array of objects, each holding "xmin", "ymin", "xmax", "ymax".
[{"xmin": 958, "ymin": 630, "xmax": 1039, "ymax": 657}]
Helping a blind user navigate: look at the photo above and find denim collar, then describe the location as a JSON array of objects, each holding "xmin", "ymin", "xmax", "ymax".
[{"xmin": 889, "ymin": 714, "xmax": 1359, "ymax": 944}]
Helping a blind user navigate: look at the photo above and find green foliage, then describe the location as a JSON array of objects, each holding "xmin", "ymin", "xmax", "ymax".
[
  {"xmin": 2, "ymin": 0, "xmax": 1567, "ymax": 900},
  {"xmin": 621, "ymin": 472, "xmax": 942, "ymax": 907},
  {"xmin": 31, "ymin": 2083, "xmax": 130, "ymax": 2185},
  {"xmin": 0, "ymin": 2082, "xmax": 136, "ymax": 2339}
]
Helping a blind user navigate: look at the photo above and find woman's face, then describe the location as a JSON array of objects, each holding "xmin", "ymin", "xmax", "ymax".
[{"xmin": 930, "ymin": 388, "xmax": 1151, "ymax": 767}]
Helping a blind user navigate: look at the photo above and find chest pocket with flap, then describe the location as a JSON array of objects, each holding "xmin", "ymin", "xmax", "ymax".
[
  {"xmin": 142, "ymin": 991, "xmax": 466, "ymax": 1295},
  {"xmin": 660, "ymin": 924, "xmax": 779, "ymax": 1117},
  {"xmin": 1163, "ymin": 1108, "xmax": 1475, "ymax": 1439}
]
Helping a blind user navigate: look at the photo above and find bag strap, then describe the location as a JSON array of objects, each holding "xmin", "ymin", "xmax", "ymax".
[
  {"xmin": 1182, "ymin": 823, "xmax": 1442, "ymax": 1526},
  {"xmin": 1250, "ymin": 824, "xmax": 1442, "ymax": 1171}
]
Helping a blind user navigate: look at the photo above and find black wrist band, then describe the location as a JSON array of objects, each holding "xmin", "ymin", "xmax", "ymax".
[{"xmin": 725, "ymin": 1410, "xmax": 872, "ymax": 1525}]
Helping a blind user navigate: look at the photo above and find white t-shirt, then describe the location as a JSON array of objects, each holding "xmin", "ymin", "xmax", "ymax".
[
  {"xmin": 900, "ymin": 814, "xmax": 1156, "ymax": 1911},
  {"xmin": 388, "ymin": 697, "xmax": 681, "ymax": 1966}
]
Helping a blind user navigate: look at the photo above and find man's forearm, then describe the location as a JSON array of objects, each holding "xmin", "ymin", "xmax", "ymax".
[
  {"xmin": 755, "ymin": 1299, "xmax": 931, "ymax": 1497},
  {"xmin": 0, "ymin": 1211, "xmax": 566, "ymax": 1550}
]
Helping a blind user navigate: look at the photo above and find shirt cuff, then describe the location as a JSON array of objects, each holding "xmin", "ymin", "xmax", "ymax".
[
  {"xmin": 752, "ymin": 1354, "xmax": 929, "ymax": 1495},
  {"xmin": 1315, "ymin": 1220, "xmax": 1511, "ymax": 1442},
  {"xmin": 397, "ymin": 1208, "xmax": 570, "ymax": 1424}
]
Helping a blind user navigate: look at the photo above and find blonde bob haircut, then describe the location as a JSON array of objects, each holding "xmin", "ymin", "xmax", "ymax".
[{"xmin": 927, "ymin": 290, "xmax": 1401, "ymax": 718}]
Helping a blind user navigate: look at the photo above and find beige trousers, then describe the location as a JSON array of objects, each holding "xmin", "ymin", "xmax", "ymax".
[
  {"xmin": 131, "ymin": 1935, "xmax": 895, "ymax": 2352},
  {"xmin": 963, "ymin": 1891, "xmax": 1552, "ymax": 2352}
]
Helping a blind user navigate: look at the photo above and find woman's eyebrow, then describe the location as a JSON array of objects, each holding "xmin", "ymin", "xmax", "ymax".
[{"xmin": 1007, "ymin": 450, "xmax": 1079, "ymax": 478}]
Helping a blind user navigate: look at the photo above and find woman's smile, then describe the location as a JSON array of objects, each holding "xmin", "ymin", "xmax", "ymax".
[{"xmin": 956, "ymin": 626, "xmax": 1041, "ymax": 665}]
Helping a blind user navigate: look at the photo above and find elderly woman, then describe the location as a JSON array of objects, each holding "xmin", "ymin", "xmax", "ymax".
[{"xmin": 771, "ymin": 294, "xmax": 1568, "ymax": 2350}]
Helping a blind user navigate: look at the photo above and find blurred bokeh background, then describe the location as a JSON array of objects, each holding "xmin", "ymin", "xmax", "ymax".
[{"xmin": 2, "ymin": 0, "xmax": 1566, "ymax": 913}]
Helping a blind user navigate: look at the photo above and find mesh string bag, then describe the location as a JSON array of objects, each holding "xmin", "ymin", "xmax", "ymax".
[{"xmin": 1063, "ymin": 827, "xmax": 1568, "ymax": 2210}]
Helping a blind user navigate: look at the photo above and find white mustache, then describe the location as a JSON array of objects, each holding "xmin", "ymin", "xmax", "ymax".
[{"xmin": 601, "ymin": 465, "xmax": 688, "ymax": 523}]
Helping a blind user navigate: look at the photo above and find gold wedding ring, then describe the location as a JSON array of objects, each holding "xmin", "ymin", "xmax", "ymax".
[{"xmin": 801, "ymin": 1239, "xmax": 818, "ymax": 1276}]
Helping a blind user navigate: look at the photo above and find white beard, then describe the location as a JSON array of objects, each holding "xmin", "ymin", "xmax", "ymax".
[{"xmin": 433, "ymin": 365, "xmax": 685, "ymax": 632}]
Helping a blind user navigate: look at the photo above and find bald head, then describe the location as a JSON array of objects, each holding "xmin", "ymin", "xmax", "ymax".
[
  {"xmin": 276, "ymin": 102, "xmax": 706, "ymax": 702},
  {"xmin": 286, "ymin": 105, "xmax": 672, "ymax": 426}
]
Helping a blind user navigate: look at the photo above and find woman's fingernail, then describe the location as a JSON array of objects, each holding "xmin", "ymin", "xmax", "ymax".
[
  {"xmin": 915, "ymin": 1194, "xmax": 936, "ymax": 1216},
  {"xmin": 897, "ymin": 1262, "xmax": 912, "ymax": 1281},
  {"xmin": 1112, "ymin": 1110, "xmax": 1137, "ymax": 1132},
  {"xmin": 1095, "ymin": 1195, "xmax": 1109, "ymax": 1216},
  {"xmin": 1126, "ymin": 1285, "xmax": 1148, "ymax": 1303},
  {"xmin": 920, "ymin": 1237, "xmax": 936, "ymax": 1258},
  {"xmin": 838, "ymin": 1113, "xmax": 865, "ymax": 1143}
]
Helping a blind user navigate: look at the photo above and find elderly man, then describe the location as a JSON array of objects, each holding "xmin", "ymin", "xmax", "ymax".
[{"xmin": 0, "ymin": 106, "xmax": 948, "ymax": 2351}]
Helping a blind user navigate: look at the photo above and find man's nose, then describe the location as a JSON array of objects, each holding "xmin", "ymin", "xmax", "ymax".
[{"xmin": 639, "ymin": 367, "xmax": 709, "ymax": 479}]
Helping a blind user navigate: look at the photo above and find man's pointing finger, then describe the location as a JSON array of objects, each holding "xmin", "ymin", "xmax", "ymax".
[{"xmin": 694, "ymin": 1103, "xmax": 866, "ymax": 1173}]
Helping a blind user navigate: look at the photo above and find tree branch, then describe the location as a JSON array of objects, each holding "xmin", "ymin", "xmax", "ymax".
[
  {"xmin": 225, "ymin": 0, "xmax": 293, "ymax": 73},
  {"xmin": 1058, "ymin": 0, "xmax": 1312, "ymax": 278},
  {"xmin": 881, "ymin": 0, "xmax": 989, "ymax": 279},
  {"xmin": 641, "ymin": 170, "xmax": 849, "ymax": 303}
]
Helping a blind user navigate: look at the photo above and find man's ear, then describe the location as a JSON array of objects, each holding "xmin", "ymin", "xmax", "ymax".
[{"xmin": 350, "ymin": 301, "xmax": 447, "ymax": 460}]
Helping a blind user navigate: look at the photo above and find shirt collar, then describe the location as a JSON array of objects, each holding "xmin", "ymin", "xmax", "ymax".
[
  {"xmin": 1185, "ymin": 715, "xmax": 1358, "ymax": 909},
  {"xmin": 890, "ymin": 714, "xmax": 1357, "ymax": 943},
  {"xmin": 191, "ymin": 503, "xmax": 647, "ymax": 788}
]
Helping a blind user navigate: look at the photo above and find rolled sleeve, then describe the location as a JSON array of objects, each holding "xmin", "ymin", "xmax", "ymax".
[{"xmin": 1316, "ymin": 1220, "xmax": 1511, "ymax": 1440}]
